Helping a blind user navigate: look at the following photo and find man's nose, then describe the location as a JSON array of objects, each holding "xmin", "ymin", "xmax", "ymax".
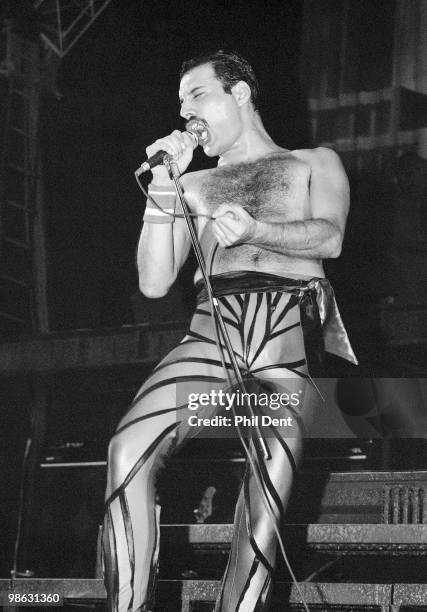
[{"xmin": 180, "ymin": 100, "xmax": 194, "ymax": 120}]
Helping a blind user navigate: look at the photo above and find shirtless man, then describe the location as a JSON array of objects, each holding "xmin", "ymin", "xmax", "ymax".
[{"xmin": 102, "ymin": 51, "xmax": 356, "ymax": 612}]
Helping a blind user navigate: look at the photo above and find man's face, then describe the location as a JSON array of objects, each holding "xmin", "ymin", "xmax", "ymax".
[{"xmin": 179, "ymin": 63, "xmax": 243, "ymax": 157}]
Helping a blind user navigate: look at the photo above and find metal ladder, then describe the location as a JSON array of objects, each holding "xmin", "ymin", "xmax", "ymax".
[{"xmin": 0, "ymin": 22, "xmax": 47, "ymax": 336}]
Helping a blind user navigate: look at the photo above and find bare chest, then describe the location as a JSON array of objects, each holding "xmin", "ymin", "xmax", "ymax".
[{"xmin": 196, "ymin": 155, "xmax": 310, "ymax": 222}]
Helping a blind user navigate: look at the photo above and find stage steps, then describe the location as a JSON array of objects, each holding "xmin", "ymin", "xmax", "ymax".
[
  {"xmin": 5, "ymin": 471, "xmax": 427, "ymax": 609},
  {"xmin": 3, "ymin": 521, "xmax": 427, "ymax": 610},
  {"xmin": 2, "ymin": 578, "xmax": 427, "ymax": 610},
  {"xmin": 161, "ymin": 522, "xmax": 427, "ymax": 555}
]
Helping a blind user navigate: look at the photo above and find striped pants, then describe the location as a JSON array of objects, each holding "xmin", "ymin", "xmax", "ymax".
[{"xmin": 102, "ymin": 280, "xmax": 323, "ymax": 611}]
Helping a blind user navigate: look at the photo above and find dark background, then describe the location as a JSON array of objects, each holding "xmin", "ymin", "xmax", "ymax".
[
  {"xmin": 39, "ymin": 0, "xmax": 308, "ymax": 330},
  {"xmin": 1, "ymin": 0, "xmax": 312, "ymax": 578},
  {"xmin": 2, "ymin": 0, "xmax": 427, "ymax": 585},
  {"xmin": 2, "ymin": 0, "xmax": 425, "ymax": 362}
]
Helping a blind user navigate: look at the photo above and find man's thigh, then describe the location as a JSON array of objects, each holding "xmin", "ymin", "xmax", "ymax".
[{"xmin": 117, "ymin": 333, "xmax": 233, "ymax": 433}]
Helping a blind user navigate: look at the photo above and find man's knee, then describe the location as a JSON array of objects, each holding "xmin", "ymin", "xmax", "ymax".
[
  {"xmin": 107, "ymin": 433, "xmax": 140, "ymax": 489},
  {"xmin": 107, "ymin": 426, "xmax": 174, "ymax": 489},
  {"xmin": 108, "ymin": 434, "xmax": 124, "ymax": 466},
  {"xmin": 249, "ymin": 514, "xmax": 278, "ymax": 565}
]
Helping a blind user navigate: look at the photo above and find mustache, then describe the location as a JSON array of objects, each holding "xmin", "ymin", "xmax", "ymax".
[{"xmin": 186, "ymin": 115, "xmax": 207, "ymax": 125}]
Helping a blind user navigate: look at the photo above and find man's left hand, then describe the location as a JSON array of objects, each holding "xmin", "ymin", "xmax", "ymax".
[{"xmin": 212, "ymin": 204, "xmax": 259, "ymax": 247}]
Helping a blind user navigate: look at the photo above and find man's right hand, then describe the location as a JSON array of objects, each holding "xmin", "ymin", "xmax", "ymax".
[{"xmin": 146, "ymin": 130, "xmax": 195, "ymax": 184}]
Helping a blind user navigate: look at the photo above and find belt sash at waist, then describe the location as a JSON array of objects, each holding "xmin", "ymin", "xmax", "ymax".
[{"xmin": 195, "ymin": 271, "xmax": 358, "ymax": 366}]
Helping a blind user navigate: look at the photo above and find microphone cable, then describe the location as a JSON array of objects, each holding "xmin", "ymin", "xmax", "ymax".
[
  {"xmin": 134, "ymin": 165, "xmax": 312, "ymax": 611},
  {"xmin": 205, "ymin": 242, "xmax": 311, "ymax": 612}
]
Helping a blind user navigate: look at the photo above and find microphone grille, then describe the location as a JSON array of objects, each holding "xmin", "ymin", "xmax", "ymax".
[{"xmin": 185, "ymin": 118, "xmax": 209, "ymax": 145}]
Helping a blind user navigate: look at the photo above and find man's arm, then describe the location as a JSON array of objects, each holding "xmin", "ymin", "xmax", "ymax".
[
  {"xmin": 137, "ymin": 210, "xmax": 192, "ymax": 298},
  {"xmin": 212, "ymin": 147, "xmax": 350, "ymax": 259},
  {"xmin": 137, "ymin": 130, "xmax": 195, "ymax": 297}
]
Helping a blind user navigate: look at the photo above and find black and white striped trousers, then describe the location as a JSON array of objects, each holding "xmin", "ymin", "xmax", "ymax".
[{"xmin": 102, "ymin": 274, "xmax": 324, "ymax": 612}]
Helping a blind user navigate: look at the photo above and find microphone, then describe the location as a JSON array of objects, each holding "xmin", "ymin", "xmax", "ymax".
[{"xmin": 136, "ymin": 118, "xmax": 209, "ymax": 176}]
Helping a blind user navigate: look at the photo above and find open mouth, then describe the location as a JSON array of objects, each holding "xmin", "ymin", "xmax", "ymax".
[{"xmin": 186, "ymin": 117, "xmax": 210, "ymax": 146}]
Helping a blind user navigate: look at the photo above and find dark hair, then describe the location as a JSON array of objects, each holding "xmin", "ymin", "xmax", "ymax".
[{"xmin": 180, "ymin": 50, "xmax": 260, "ymax": 111}]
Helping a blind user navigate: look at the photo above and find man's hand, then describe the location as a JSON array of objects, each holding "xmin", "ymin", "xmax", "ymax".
[
  {"xmin": 212, "ymin": 204, "xmax": 259, "ymax": 247},
  {"xmin": 146, "ymin": 130, "xmax": 195, "ymax": 184}
]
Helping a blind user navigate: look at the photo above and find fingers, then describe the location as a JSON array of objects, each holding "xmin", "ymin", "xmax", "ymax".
[
  {"xmin": 212, "ymin": 215, "xmax": 243, "ymax": 247},
  {"xmin": 215, "ymin": 215, "xmax": 239, "ymax": 235},
  {"xmin": 146, "ymin": 130, "xmax": 194, "ymax": 160},
  {"xmin": 212, "ymin": 204, "xmax": 257, "ymax": 247},
  {"xmin": 213, "ymin": 203, "xmax": 240, "ymax": 219},
  {"xmin": 146, "ymin": 130, "xmax": 195, "ymax": 179},
  {"xmin": 211, "ymin": 221, "xmax": 233, "ymax": 247},
  {"xmin": 181, "ymin": 131, "xmax": 195, "ymax": 149}
]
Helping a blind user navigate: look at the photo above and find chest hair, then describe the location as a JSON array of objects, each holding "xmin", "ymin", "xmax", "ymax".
[{"xmin": 200, "ymin": 154, "xmax": 307, "ymax": 222}]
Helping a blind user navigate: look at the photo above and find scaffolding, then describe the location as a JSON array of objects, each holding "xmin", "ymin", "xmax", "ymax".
[
  {"xmin": 0, "ymin": 3, "xmax": 115, "ymax": 337},
  {"xmin": 0, "ymin": 21, "xmax": 47, "ymax": 336},
  {"xmin": 34, "ymin": 0, "xmax": 114, "ymax": 58}
]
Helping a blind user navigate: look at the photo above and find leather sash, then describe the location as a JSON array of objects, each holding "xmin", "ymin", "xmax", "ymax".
[{"xmin": 195, "ymin": 271, "xmax": 358, "ymax": 367}]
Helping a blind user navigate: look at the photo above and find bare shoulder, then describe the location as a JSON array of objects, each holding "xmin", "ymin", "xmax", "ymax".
[
  {"xmin": 291, "ymin": 148, "xmax": 350, "ymax": 221},
  {"xmin": 291, "ymin": 147, "xmax": 346, "ymax": 171},
  {"xmin": 180, "ymin": 168, "xmax": 212, "ymax": 212},
  {"xmin": 181, "ymin": 168, "xmax": 212, "ymax": 190}
]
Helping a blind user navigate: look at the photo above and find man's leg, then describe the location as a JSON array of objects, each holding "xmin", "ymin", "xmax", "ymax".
[
  {"xmin": 102, "ymin": 376, "xmax": 180, "ymax": 612},
  {"xmin": 215, "ymin": 289, "xmax": 321, "ymax": 611},
  {"xmin": 215, "ymin": 379, "xmax": 319, "ymax": 612},
  {"xmin": 216, "ymin": 433, "xmax": 300, "ymax": 611},
  {"xmin": 102, "ymin": 305, "xmax": 241, "ymax": 612}
]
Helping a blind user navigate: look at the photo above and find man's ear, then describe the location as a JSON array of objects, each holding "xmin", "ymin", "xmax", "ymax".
[{"xmin": 231, "ymin": 81, "xmax": 251, "ymax": 106}]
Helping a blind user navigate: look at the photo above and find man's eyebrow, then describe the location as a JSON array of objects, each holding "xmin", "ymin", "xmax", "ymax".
[{"xmin": 179, "ymin": 86, "xmax": 205, "ymax": 103}]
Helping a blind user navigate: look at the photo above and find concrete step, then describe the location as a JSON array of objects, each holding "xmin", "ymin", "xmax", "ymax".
[
  {"xmin": 158, "ymin": 469, "xmax": 427, "ymax": 525},
  {"xmin": 2, "ymin": 578, "xmax": 427, "ymax": 611},
  {"xmin": 161, "ymin": 522, "xmax": 427, "ymax": 554}
]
